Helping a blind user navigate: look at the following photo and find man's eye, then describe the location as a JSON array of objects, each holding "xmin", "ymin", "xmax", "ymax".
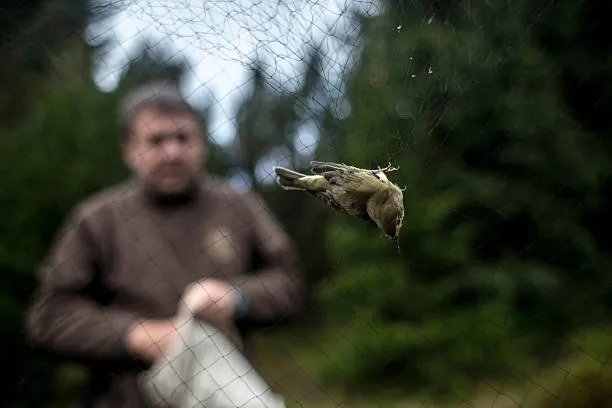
[
  {"xmin": 150, "ymin": 137, "xmax": 163, "ymax": 146},
  {"xmin": 176, "ymin": 133, "xmax": 188, "ymax": 143}
]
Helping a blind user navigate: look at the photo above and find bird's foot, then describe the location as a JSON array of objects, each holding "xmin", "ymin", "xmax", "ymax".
[{"xmin": 379, "ymin": 162, "xmax": 400, "ymax": 173}]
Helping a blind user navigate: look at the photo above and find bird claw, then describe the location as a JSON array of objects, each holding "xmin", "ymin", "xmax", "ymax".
[{"xmin": 378, "ymin": 162, "xmax": 399, "ymax": 173}]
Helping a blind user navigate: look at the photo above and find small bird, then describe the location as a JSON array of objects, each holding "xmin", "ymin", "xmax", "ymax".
[{"xmin": 272, "ymin": 160, "xmax": 406, "ymax": 251}]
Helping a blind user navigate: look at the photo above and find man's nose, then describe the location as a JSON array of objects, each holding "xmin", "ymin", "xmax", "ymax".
[{"xmin": 162, "ymin": 139, "xmax": 183, "ymax": 159}]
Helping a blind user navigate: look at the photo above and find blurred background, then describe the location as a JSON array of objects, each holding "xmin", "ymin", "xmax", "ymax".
[{"xmin": 2, "ymin": 0, "xmax": 612, "ymax": 407}]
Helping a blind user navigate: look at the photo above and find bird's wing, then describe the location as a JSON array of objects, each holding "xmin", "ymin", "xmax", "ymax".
[
  {"xmin": 326, "ymin": 169, "xmax": 383, "ymax": 196},
  {"xmin": 310, "ymin": 161, "xmax": 391, "ymax": 183},
  {"xmin": 309, "ymin": 161, "xmax": 362, "ymax": 174}
]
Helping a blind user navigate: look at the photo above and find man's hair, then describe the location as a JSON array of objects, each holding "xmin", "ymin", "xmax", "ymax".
[{"xmin": 118, "ymin": 80, "xmax": 202, "ymax": 140}]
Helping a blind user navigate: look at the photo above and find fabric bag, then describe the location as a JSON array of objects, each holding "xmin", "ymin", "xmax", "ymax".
[{"xmin": 138, "ymin": 305, "xmax": 287, "ymax": 408}]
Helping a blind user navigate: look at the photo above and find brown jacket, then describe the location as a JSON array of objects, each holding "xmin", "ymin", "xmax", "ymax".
[{"xmin": 24, "ymin": 176, "xmax": 305, "ymax": 408}]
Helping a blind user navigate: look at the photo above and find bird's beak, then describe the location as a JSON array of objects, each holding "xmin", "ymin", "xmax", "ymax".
[{"xmin": 393, "ymin": 237, "xmax": 400, "ymax": 253}]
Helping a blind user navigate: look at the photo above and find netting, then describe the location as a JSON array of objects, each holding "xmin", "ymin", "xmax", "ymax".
[
  {"xmin": 5, "ymin": 0, "xmax": 612, "ymax": 407},
  {"xmin": 87, "ymin": 0, "xmax": 373, "ymax": 147}
]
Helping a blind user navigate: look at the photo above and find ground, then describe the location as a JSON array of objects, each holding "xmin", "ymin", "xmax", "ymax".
[{"xmin": 250, "ymin": 323, "xmax": 612, "ymax": 408}]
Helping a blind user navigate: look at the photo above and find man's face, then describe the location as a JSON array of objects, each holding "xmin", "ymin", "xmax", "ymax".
[{"xmin": 122, "ymin": 107, "xmax": 207, "ymax": 194}]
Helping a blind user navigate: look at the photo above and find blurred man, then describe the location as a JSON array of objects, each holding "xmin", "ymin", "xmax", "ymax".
[{"xmin": 24, "ymin": 80, "xmax": 305, "ymax": 408}]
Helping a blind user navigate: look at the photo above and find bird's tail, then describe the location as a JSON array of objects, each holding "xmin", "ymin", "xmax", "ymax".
[{"xmin": 273, "ymin": 167, "xmax": 308, "ymax": 191}]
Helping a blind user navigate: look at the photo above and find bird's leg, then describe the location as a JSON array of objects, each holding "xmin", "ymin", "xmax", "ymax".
[{"xmin": 378, "ymin": 162, "xmax": 400, "ymax": 173}]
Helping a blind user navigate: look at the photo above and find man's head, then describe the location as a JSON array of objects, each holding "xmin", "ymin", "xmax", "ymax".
[{"xmin": 119, "ymin": 80, "xmax": 207, "ymax": 195}]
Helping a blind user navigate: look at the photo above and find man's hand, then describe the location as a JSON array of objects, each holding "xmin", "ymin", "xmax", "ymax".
[
  {"xmin": 125, "ymin": 318, "xmax": 178, "ymax": 362},
  {"xmin": 181, "ymin": 279, "xmax": 240, "ymax": 329}
]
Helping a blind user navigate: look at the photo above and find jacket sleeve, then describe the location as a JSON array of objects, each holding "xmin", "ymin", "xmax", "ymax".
[
  {"xmin": 24, "ymin": 203, "xmax": 143, "ymax": 364},
  {"xmin": 227, "ymin": 190, "xmax": 306, "ymax": 323}
]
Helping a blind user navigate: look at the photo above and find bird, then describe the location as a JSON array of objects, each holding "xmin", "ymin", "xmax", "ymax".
[{"xmin": 272, "ymin": 160, "xmax": 406, "ymax": 251}]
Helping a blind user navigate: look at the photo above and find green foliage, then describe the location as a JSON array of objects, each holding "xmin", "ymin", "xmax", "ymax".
[
  {"xmin": 313, "ymin": 0, "xmax": 612, "ymax": 402},
  {"xmin": 115, "ymin": 38, "xmax": 190, "ymax": 91},
  {"xmin": 0, "ymin": 40, "xmax": 129, "ymax": 407},
  {"xmin": 1, "ymin": 41, "xmax": 126, "ymax": 271},
  {"xmin": 0, "ymin": 0, "xmax": 117, "ymax": 126},
  {"xmin": 228, "ymin": 48, "xmax": 338, "ymax": 292},
  {"xmin": 0, "ymin": 4, "xmax": 125, "ymax": 406}
]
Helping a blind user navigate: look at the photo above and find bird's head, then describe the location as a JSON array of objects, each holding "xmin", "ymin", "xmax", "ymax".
[{"xmin": 379, "ymin": 195, "xmax": 404, "ymax": 251}]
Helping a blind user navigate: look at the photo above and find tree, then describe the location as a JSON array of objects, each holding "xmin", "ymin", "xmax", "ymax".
[
  {"xmin": 0, "ymin": 38, "xmax": 129, "ymax": 407},
  {"xmin": 0, "ymin": 1, "xmax": 123, "ymax": 406},
  {"xmin": 313, "ymin": 0, "xmax": 612, "ymax": 401},
  {"xmin": 225, "ymin": 48, "xmax": 339, "ymax": 301},
  {"xmin": 0, "ymin": 0, "xmax": 119, "ymax": 126}
]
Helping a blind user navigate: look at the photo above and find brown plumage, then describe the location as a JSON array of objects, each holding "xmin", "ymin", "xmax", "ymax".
[{"xmin": 272, "ymin": 160, "xmax": 405, "ymax": 251}]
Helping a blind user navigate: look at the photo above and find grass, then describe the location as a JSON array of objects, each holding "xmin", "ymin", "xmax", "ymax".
[{"xmin": 250, "ymin": 323, "xmax": 612, "ymax": 408}]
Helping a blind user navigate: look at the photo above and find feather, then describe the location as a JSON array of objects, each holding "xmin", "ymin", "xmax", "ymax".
[{"xmin": 273, "ymin": 160, "xmax": 406, "ymax": 251}]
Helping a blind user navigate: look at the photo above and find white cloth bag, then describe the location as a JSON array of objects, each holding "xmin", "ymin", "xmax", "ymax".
[{"xmin": 138, "ymin": 306, "xmax": 287, "ymax": 408}]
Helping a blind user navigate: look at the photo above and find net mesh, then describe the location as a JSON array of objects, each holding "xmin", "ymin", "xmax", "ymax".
[{"xmin": 7, "ymin": 0, "xmax": 612, "ymax": 407}]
